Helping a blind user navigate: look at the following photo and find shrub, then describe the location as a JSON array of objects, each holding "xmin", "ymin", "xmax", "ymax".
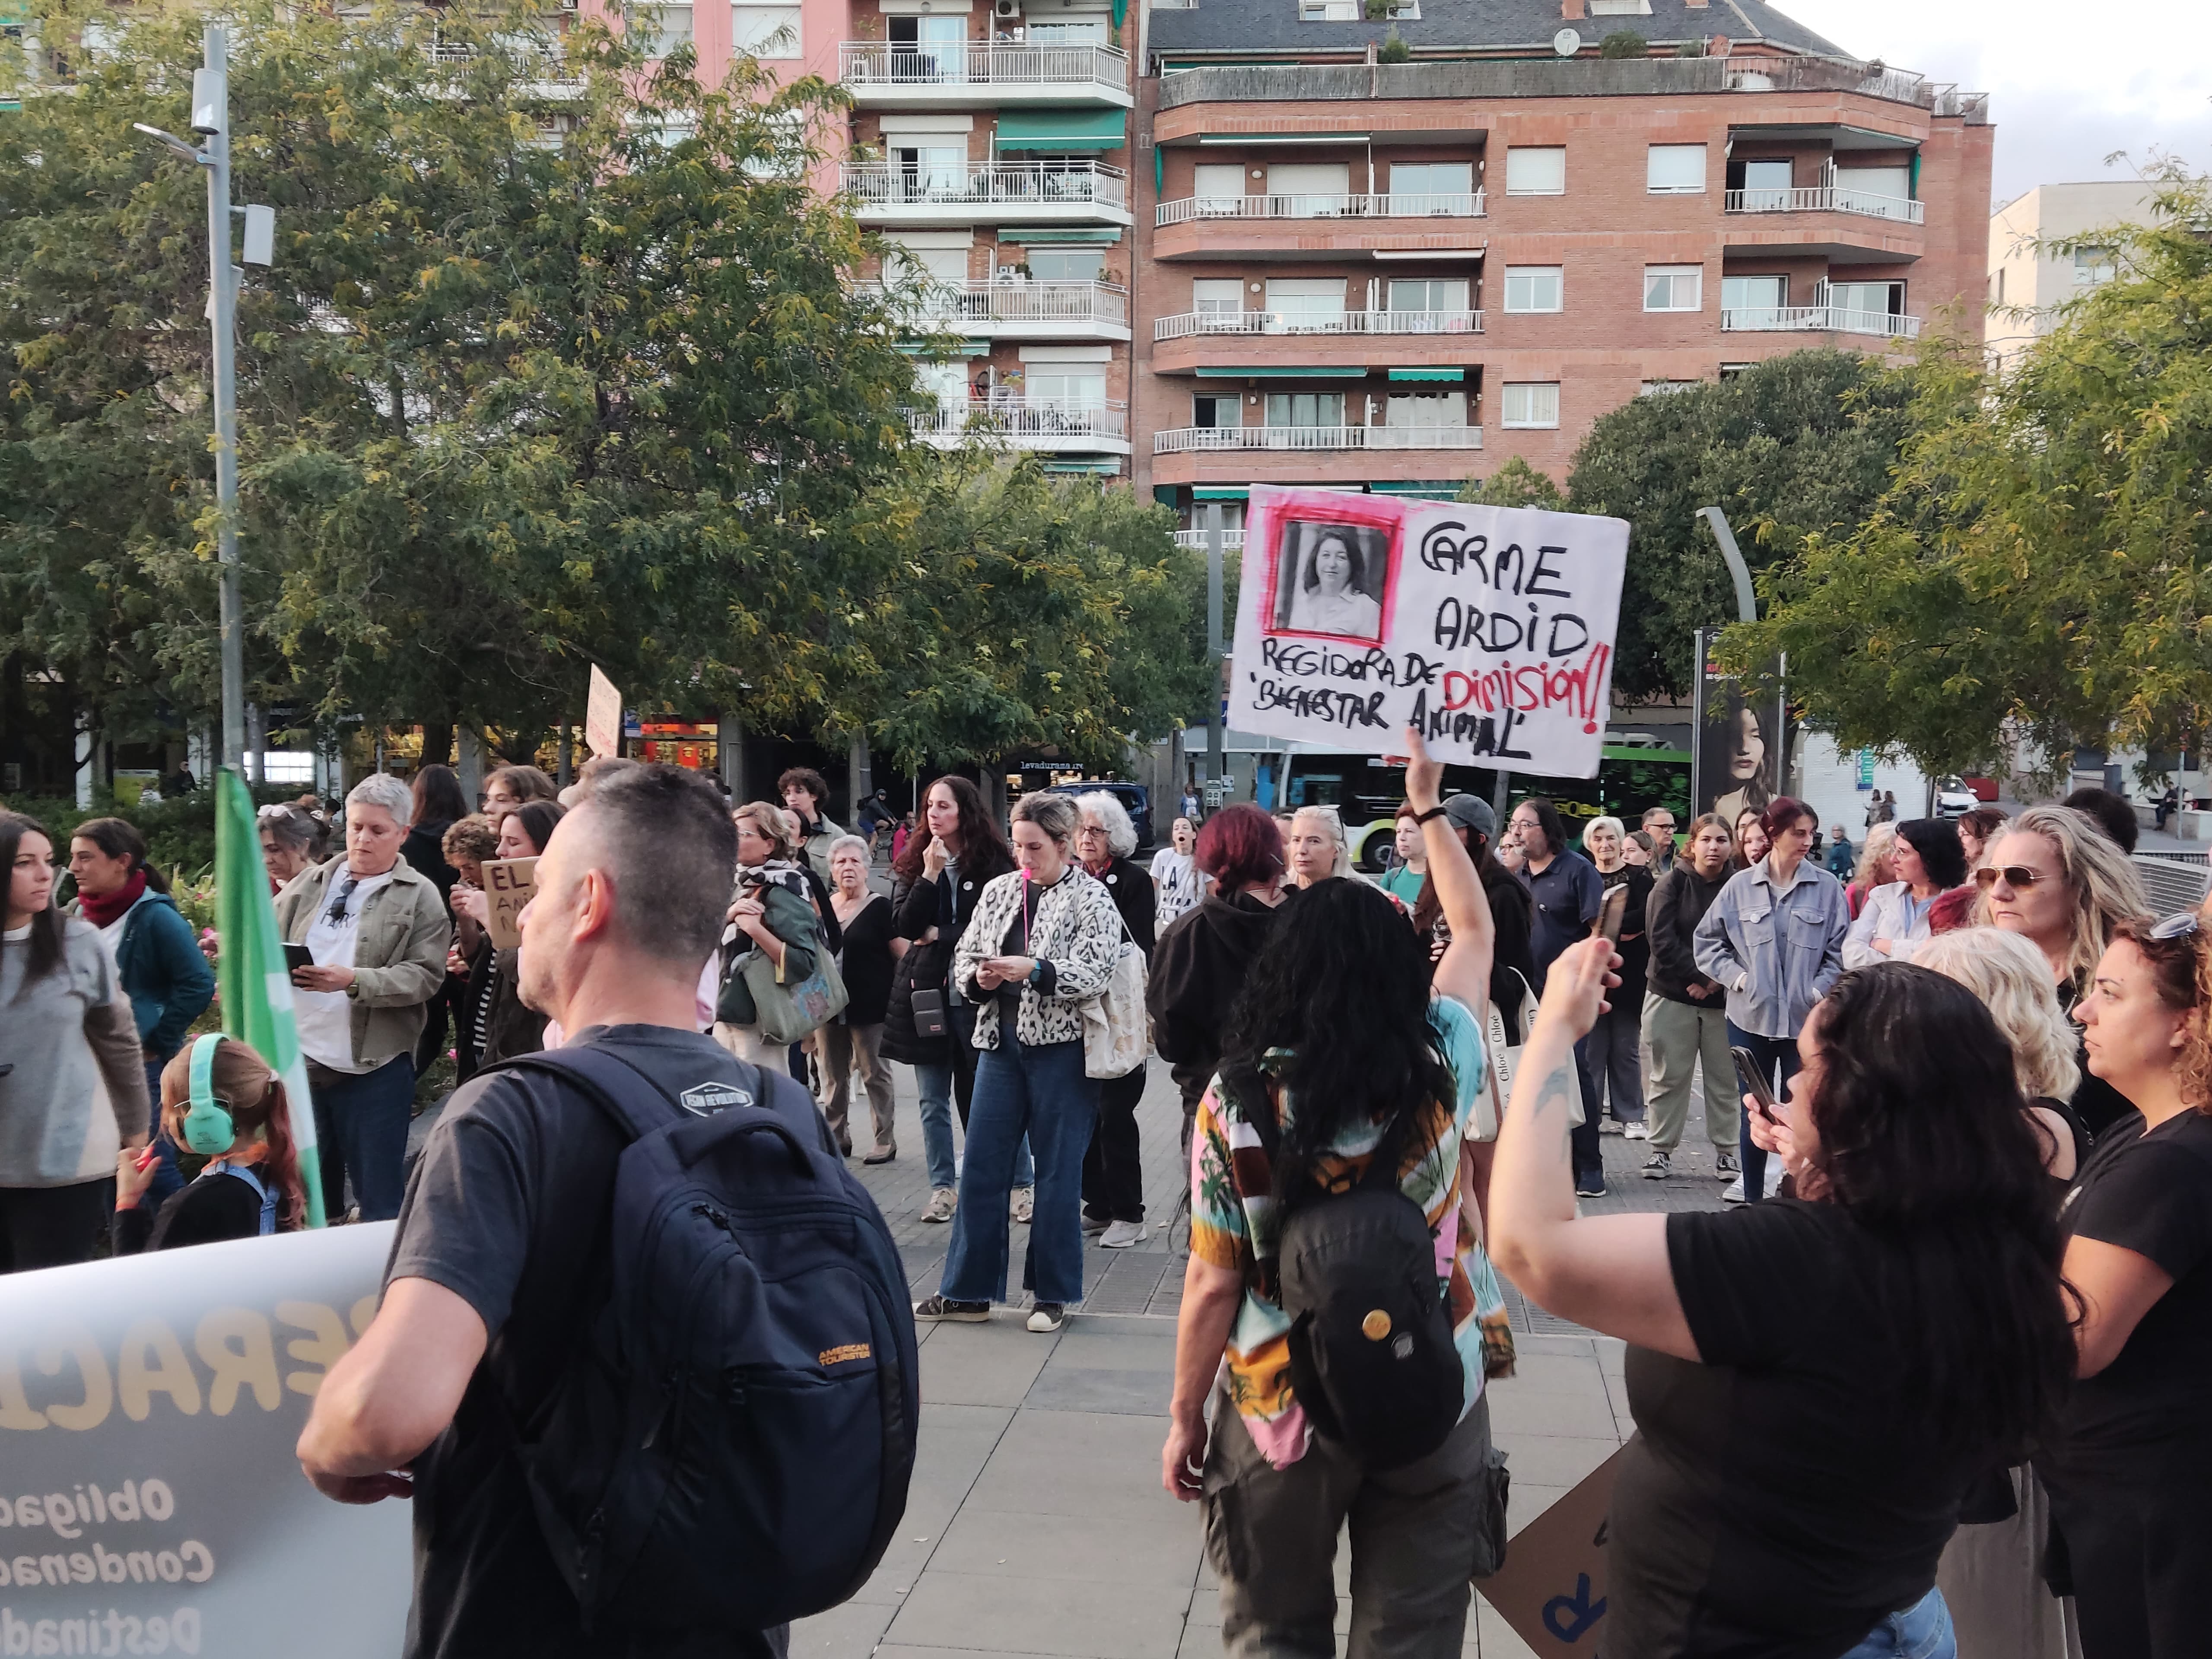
[
  {"xmin": 1378, "ymin": 25, "xmax": 1410, "ymax": 62},
  {"xmin": 1599, "ymin": 29, "xmax": 1647, "ymax": 58}
]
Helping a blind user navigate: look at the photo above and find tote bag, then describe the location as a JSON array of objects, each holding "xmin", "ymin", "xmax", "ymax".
[{"xmin": 1081, "ymin": 908, "xmax": 1149, "ymax": 1080}]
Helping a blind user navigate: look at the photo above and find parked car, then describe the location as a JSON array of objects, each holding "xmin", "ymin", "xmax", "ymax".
[
  {"xmin": 1961, "ymin": 775, "xmax": 2001, "ymax": 803},
  {"xmin": 1040, "ymin": 780, "xmax": 1153, "ymax": 850},
  {"xmin": 1934, "ymin": 776, "xmax": 1979, "ymax": 818}
]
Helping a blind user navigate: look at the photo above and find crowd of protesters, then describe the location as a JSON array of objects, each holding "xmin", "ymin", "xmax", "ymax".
[{"xmin": 12, "ymin": 750, "xmax": 2212, "ymax": 1659}]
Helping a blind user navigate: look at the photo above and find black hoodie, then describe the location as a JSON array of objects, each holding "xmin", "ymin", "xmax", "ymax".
[{"xmin": 1148, "ymin": 890, "xmax": 1284, "ymax": 1111}]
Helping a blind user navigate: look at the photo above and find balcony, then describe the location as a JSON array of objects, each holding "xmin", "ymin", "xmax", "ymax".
[
  {"xmin": 1723, "ymin": 185, "xmax": 1924, "ymax": 225},
  {"xmin": 1153, "ymin": 191, "xmax": 1488, "ymax": 262},
  {"xmin": 1720, "ymin": 305, "xmax": 1922, "ymax": 340},
  {"xmin": 839, "ymin": 41, "xmax": 1131, "ymax": 108},
  {"xmin": 1154, "ymin": 425, "xmax": 1482, "ymax": 454},
  {"xmin": 1155, "ymin": 309, "xmax": 1481, "ymax": 341},
  {"xmin": 842, "ymin": 160, "xmax": 1131, "ymax": 227},
  {"xmin": 1152, "ymin": 308, "xmax": 1480, "ymax": 374},
  {"xmin": 1173, "ymin": 528, "xmax": 1246, "ymax": 550},
  {"xmin": 859, "ymin": 279, "xmax": 1132, "ymax": 341},
  {"xmin": 909, "ymin": 398, "xmax": 1132, "ymax": 454}
]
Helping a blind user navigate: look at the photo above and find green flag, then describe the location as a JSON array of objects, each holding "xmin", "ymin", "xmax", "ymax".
[{"xmin": 215, "ymin": 769, "xmax": 327, "ymax": 1227}]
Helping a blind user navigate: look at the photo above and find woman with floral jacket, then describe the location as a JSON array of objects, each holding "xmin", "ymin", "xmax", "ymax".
[{"xmin": 917, "ymin": 791, "xmax": 1124, "ymax": 1334}]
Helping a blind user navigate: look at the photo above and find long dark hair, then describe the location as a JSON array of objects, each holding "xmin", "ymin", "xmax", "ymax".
[
  {"xmin": 506, "ymin": 800, "xmax": 567, "ymax": 858},
  {"xmin": 411, "ymin": 764, "xmax": 469, "ymax": 830},
  {"xmin": 1411, "ymin": 822, "xmax": 1503, "ymax": 942},
  {"xmin": 1895, "ymin": 817, "xmax": 1967, "ymax": 890},
  {"xmin": 892, "ymin": 775, "xmax": 1013, "ymax": 887},
  {"xmin": 1805, "ymin": 964, "xmax": 2075, "ymax": 1451},
  {"xmin": 2, "ymin": 812, "xmax": 69, "ymax": 993},
  {"xmin": 1701, "ymin": 684, "xmax": 1774, "ymax": 815},
  {"xmin": 70, "ymin": 817, "xmax": 171, "ymax": 895},
  {"xmin": 1224, "ymin": 878, "xmax": 1457, "ymax": 1199}
]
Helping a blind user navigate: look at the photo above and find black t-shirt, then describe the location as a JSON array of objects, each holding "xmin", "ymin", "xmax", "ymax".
[
  {"xmin": 1610, "ymin": 1202, "xmax": 1992, "ymax": 1659},
  {"xmin": 834, "ymin": 894, "xmax": 898, "ymax": 1027},
  {"xmin": 386, "ymin": 1023, "xmax": 826, "ymax": 1659},
  {"xmin": 2054, "ymin": 1107, "xmax": 2212, "ymax": 1454}
]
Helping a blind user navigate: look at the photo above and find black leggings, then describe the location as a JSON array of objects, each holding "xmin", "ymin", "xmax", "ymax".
[{"xmin": 0, "ymin": 1179, "xmax": 114, "ymax": 1274}]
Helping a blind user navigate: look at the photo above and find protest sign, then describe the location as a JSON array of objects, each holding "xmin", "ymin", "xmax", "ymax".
[
  {"xmin": 1227, "ymin": 485, "xmax": 1630, "ymax": 779},
  {"xmin": 586, "ymin": 665, "xmax": 623, "ymax": 760},
  {"xmin": 0, "ymin": 1226, "xmax": 410, "ymax": 1657},
  {"xmin": 480, "ymin": 856, "xmax": 539, "ymax": 952},
  {"xmin": 1477, "ymin": 1446, "xmax": 1621, "ymax": 1657}
]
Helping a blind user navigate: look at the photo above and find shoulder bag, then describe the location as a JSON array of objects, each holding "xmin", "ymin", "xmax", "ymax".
[{"xmin": 1081, "ymin": 903, "xmax": 1150, "ymax": 1080}]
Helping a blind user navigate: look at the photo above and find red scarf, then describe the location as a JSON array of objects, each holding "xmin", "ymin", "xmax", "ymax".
[{"xmin": 79, "ymin": 868, "xmax": 149, "ymax": 928}]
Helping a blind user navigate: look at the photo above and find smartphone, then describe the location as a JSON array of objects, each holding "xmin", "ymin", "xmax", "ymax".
[
  {"xmin": 1730, "ymin": 1046, "xmax": 1780, "ymax": 1124},
  {"xmin": 1593, "ymin": 884, "xmax": 1629, "ymax": 945},
  {"xmin": 283, "ymin": 943, "xmax": 315, "ymax": 977}
]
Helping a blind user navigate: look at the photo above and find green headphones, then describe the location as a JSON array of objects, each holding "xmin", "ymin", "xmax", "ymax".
[{"xmin": 181, "ymin": 1033, "xmax": 237, "ymax": 1156}]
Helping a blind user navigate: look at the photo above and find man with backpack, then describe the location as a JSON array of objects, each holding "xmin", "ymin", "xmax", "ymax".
[{"xmin": 297, "ymin": 764, "xmax": 917, "ymax": 1659}]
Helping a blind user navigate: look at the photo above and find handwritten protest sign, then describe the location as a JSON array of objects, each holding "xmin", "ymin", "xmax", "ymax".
[
  {"xmin": 1227, "ymin": 485, "xmax": 1630, "ymax": 778},
  {"xmin": 0, "ymin": 1226, "xmax": 409, "ymax": 1656},
  {"xmin": 480, "ymin": 856, "xmax": 538, "ymax": 952},
  {"xmin": 1477, "ymin": 1446, "xmax": 1621, "ymax": 1657},
  {"xmin": 586, "ymin": 664, "xmax": 623, "ymax": 760}
]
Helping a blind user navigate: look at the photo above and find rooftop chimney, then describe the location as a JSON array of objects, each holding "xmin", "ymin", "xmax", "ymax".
[
  {"xmin": 1683, "ymin": 0, "xmax": 1707, "ymax": 8},
  {"xmin": 1561, "ymin": 0, "xmax": 1584, "ymax": 18}
]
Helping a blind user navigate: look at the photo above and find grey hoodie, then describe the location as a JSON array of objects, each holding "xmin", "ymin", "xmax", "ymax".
[{"xmin": 2, "ymin": 917, "xmax": 151, "ymax": 1186}]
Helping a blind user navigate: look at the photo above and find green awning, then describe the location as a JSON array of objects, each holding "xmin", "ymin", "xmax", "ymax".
[
  {"xmin": 1389, "ymin": 367, "xmax": 1465, "ymax": 382},
  {"xmin": 998, "ymin": 226, "xmax": 1122, "ymax": 243},
  {"xmin": 1196, "ymin": 365, "xmax": 1363, "ymax": 379},
  {"xmin": 1370, "ymin": 482, "xmax": 1461, "ymax": 498},
  {"xmin": 1044, "ymin": 459, "xmax": 1125, "ymax": 474},
  {"xmin": 1194, "ymin": 486, "xmax": 1249, "ymax": 500},
  {"xmin": 995, "ymin": 109, "xmax": 1127, "ymax": 150}
]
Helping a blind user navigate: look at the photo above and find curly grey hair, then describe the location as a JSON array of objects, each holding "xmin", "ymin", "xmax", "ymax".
[{"xmin": 1074, "ymin": 791, "xmax": 1138, "ymax": 860}]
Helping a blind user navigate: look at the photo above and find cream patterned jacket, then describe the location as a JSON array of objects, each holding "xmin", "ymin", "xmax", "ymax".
[{"xmin": 954, "ymin": 866, "xmax": 1123, "ymax": 1049}]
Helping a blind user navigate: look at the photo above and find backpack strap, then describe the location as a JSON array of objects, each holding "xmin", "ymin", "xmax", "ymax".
[
  {"xmin": 490, "ymin": 1043, "xmax": 819, "ymax": 1149},
  {"xmin": 1216, "ymin": 1058, "xmax": 1280, "ymax": 1160},
  {"xmin": 205, "ymin": 1162, "xmax": 277, "ymax": 1235}
]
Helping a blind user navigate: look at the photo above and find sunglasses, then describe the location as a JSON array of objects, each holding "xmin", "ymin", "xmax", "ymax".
[
  {"xmin": 1971, "ymin": 864, "xmax": 2052, "ymax": 891},
  {"xmin": 2149, "ymin": 911, "xmax": 2202, "ymax": 942}
]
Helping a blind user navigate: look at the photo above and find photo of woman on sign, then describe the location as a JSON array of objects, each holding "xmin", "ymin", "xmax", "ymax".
[
  {"xmin": 1274, "ymin": 521, "xmax": 1388, "ymax": 642},
  {"xmin": 1702, "ymin": 684, "xmax": 1777, "ymax": 826}
]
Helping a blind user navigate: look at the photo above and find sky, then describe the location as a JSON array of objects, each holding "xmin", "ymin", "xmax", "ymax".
[{"xmin": 1767, "ymin": 0, "xmax": 2212, "ymax": 204}]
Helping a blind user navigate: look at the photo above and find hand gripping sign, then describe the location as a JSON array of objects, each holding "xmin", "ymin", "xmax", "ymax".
[
  {"xmin": 0, "ymin": 1227, "xmax": 410, "ymax": 1657},
  {"xmin": 1228, "ymin": 486, "xmax": 1630, "ymax": 779}
]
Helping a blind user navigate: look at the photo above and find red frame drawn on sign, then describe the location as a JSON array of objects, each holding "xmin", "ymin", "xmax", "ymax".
[{"xmin": 1255, "ymin": 492, "xmax": 1408, "ymax": 649}]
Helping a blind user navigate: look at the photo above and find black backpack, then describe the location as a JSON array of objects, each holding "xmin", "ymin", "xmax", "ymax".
[
  {"xmin": 487, "ymin": 1046, "xmax": 918, "ymax": 1632},
  {"xmin": 1220, "ymin": 1062, "xmax": 1465, "ymax": 1470}
]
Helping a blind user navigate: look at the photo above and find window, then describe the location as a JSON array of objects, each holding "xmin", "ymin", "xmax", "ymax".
[
  {"xmin": 639, "ymin": 3, "xmax": 692, "ymax": 56},
  {"xmin": 1646, "ymin": 144, "xmax": 1706, "ymax": 194},
  {"xmin": 1387, "ymin": 162, "xmax": 1475, "ymax": 211},
  {"xmin": 1264, "ymin": 277, "xmax": 1347, "ymax": 328},
  {"xmin": 1268, "ymin": 162, "xmax": 1351, "ymax": 217},
  {"xmin": 2074, "ymin": 247, "xmax": 2117, "ymax": 287},
  {"xmin": 1192, "ymin": 394, "xmax": 1241, "ymax": 429},
  {"xmin": 1505, "ymin": 147, "xmax": 1565, "ymax": 196},
  {"xmin": 1026, "ymin": 19, "xmax": 1108, "ymax": 40},
  {"xmin": 1639, "ymin": 379, "xmax": 1698, "ymax": 396},
  {"xmin": 1024, "ymin": 247, "xmax": 1104, "ymax": 282},
  {"xmin": 895, "ymin": 146, "xmax": 968, "ymax": 200},
  {"xmin": 1502, "ymin": 265, "xmax": 1563, "ymax": 313},
  {"xmin": 1193, "ymin": 163, "xmax": 1245, "ymax": 209},
  {"xmin": 1499, "ymin": 383, "xmax": 1559, "ymax": 429},
  {"xmin": 1832, "ymin": 165, "xmax": 1913, "ymax": 219},
  {"xmin": 1192, "ymin": 277, "xmax": 1245, "ymax": 316},
  {"xmin": 732, "ymin": 3, "xmax": 800, "ymax": 57},
  {"xmin": 1643, "ymin": 264, "xmax": 1701, "ymax": 311},
  {"xmin": 1298, "ymin": 0, "xmax": 1360, "ymax": 19},
  {"xmin": 1733, "ymin": 157, "xmax": 1794, "ymax": 209},
  {"xmin": 890, "ymin": 243, "xmax": 969, "ymax": 289},
  {"xmin": 1027, "ymin": 369, "xmax": 1106, "ymax": 407},
  {"xmin": 1388, "ymin": 277, "xmax": 1469, "ymax": 315},
  {"xmin": 1722, "ymin": 274, "xmax": 1786, "ymax": 324},
  {"xmin": 1825, "ymin": 279, "xmax": 1903, "ymax": 320},
  {"xmin": 1265, "ymin": 392, "xmax": 1345, "ymax": 427},
  {"xmin": 1589, "ymin": 0, "xmax": 1650, "ymax": 12},
  {"xmin": 1719, "ymin": 362, "xmax": 1753, "ymax": 379},
  {"xmin": 1386, "ymin": 391, "xmax": 1466, "ymax": 428},
  {"xmin": 916, "ymin": 360, "xmax": 968, "ymax": 408}
]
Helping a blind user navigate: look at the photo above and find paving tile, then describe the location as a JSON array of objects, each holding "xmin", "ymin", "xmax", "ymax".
[
  {"xmin": 1025, "ymin": 1365, "xmax": 1176, "ymax": 1417},
  {"xmin": 1484, "ymin": 1383, "xmax": 1623, "ymax": 1441},
  {"xmin": 929, "ymin": 1506, "xmax": 1202, "ymax": 1586},
  {"xmin": 1048, "ymin": 1319, "xmax": 1182, "ymax": 1370},
  {"xmin": 1488, "ymin": 1433, "xmax": 1621, "ymax": 1489},
  {"xmin": 1488, "ymin": 1350, "xmax": 1611, "ymax": 1398},
  {"xmin": 1504, "ymin": 1484, "xmax": 1569, "ymax": 1533},
  {"xmin": 921, "ymin": 1316, "xmax": 1064, "ymax": 1408},
  {"xmin": 887, "ymin": 1572, "xmax": 1188, "ymax": 1659},
  {"xmin": 791, "ymin": 1595, "xmax": 900, "ymax": 1659},
  {"xmin": 1472, "ymin": 1597, "xmax": 1541, "ymax": 1659},
  {"xmin": 964, "ymin": 1408, "xmax": 1181, "ymax": 1519}
]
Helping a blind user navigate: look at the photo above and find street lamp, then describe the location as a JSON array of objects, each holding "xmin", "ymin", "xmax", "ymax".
[{"xmin": 133, "ymin": 25, "xmax": 274, "ymax": 780}]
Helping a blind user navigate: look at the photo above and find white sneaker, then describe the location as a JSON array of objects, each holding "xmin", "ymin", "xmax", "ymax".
[
  {"xmin": 1721, "ymin": 1176, "xmax": 1747, "ymax": 1205},
  {"xmin": 922, "ymin": 1187, "xmax": 957, "ymax": 1224},
  {"xmin": 1010, "ymin": 1187, "xmax": 1034, "ymax": 1224},
  {"xmin": 1764, "ymin": 1159, "xmax": 1784, "ymax": 1197},
  {"xmin": 1098, "ymin": 1220, "xmax": 1148, "ymax": 1249},
  {"xmin": 1623, "ymin": 1121, "xmax": 1651, "ymax": 1141}
]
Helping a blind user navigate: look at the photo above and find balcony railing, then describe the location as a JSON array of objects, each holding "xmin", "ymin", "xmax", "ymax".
[
  {"xmin": 1720, "ymin": 305, "xmax": 1923, "ymax": 339},
  {"xmin": 909, "ymin": 398, "xmax": 1130, "ymax": 442},
  {"xmin": 842, "ymin": 159, "xmax": 1128, "ymax": 214},
  {"xmin": 1722, "ymin": 185, "xmax": 1926, "ymax": 225},
  {"xmin": 861, "ymin": 279, "xmax": 1131, "ymax": 328},
  {"xmin": 1173, "ymin": 528, "xmax": 1246, "ymax": 549},
  {"xmin": 1156, "ymin": 308, "xmax": 1481, "ymax": 341},
  {"xmin": 1157, "ymin": 191, "xmax": 1484, "ymax": 227},
  {"xmin": 1155, "ymin": 425, "xmax": 1482, "ymax": 454},
  {"xmin": 839, "ymin": 40, "xmax": 1127, "ymax": 92}
]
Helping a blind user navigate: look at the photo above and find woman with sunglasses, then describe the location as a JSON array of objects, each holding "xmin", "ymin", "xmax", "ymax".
[
  {"xmin": 2038, "ymin": 912, "xmax": 2212, "ymax": 1657},
  {"xmin": 1975, "ymin": 804, "xmax": 2146, "ymax": 1139}
]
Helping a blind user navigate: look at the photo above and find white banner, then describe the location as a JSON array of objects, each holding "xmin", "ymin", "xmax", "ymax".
[
  {"xmin": 1227, "ymin": 485, "xmax": 1630, "ymax": 779},
  {"xmin": 0, "ymin": 1226, "xmax": 410, "ymax": 1657}
]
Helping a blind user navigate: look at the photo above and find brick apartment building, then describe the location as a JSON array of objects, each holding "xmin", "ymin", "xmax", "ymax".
[{"xmin": 586, "ymin": 0, "xmax": 1990, "ymax": 534}]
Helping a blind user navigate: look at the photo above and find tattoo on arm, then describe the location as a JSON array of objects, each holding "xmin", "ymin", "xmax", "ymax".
[{"xmin": 1529, "ymin": 1062, "xmax": 1575, "ymax": 1169}]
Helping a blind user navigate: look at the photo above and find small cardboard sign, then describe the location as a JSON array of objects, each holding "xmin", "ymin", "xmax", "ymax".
[
  {"xmin": 1477, "ymin": 1446, "xmax": 1622, "ymax": 1656},
  {"xmin": 480, "ymin": 856, "xmax": 538, "ymax": 952},
  {"xmin": 586, "ymin": 664, "xmax": 623, "ymax": 760}
]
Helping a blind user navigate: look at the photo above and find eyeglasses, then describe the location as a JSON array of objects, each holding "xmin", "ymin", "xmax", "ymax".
[
  {"xmin": 2149, "ymin": 911, "xmax": 2202, "ymax": 942},
  {"xmin": 1972, "ymin": 864, "xmax": 2054, "ymax": 891}
]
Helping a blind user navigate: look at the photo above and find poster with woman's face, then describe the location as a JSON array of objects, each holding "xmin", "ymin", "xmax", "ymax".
[
  {"xmin": 1692, "ymin": 630, "xmax": 1783, "ymax": 827},
  {"xmin": 1267, "ymin": 518, "xmax": 1395, "ymax": 646}
]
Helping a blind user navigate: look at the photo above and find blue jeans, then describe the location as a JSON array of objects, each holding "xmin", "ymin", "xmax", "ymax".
[
  {"xmin": 915, "ymin": 1063, "xmax": 1035, "ymax": 1194},
  {"xmin": 1726, "ymin": 1023, "xmax": 1801, "ymax": 1201},
  {"xmin": 1835, "ymin": 1588, "xmax": 1954, "ymax": 1659},
  {"xmin": 308, "ymin": 1055, "xmax": 416, "ymax": 1222},
  {"xmin": 940, "ymin": 1031, "xmax": 1098, "ymax": 1307}
]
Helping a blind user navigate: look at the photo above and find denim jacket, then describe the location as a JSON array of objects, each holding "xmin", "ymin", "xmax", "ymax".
[{"xmin": 1692, "ymin": 856, "xmax": 1850, "ymax": 1040}]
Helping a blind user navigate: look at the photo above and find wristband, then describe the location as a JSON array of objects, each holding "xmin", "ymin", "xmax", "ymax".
[{"xmin": 1413, "ymin": 804, "xmax": 1449, "ymax": 825}]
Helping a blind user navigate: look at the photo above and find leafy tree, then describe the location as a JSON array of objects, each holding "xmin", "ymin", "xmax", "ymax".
[
  {"xmin": 1725, "ymin": 169, "xmax": 2212, "ymax": 781},
  {"xmin": 1457, "ymin": 454, "xmax": 1566, "ymax": 510},
  {"xmin": 1563, "ymin": 351, "xmax": 1916, "ymax": 702}
]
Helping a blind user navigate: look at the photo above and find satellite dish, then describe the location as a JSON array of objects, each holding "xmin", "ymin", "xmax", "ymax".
[{"xmin": 1553, "ymin": 26, "xmax": 1581, "ymax": 55}]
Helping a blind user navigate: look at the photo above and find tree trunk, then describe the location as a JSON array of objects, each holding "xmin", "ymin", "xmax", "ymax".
[{"xmin": 420, "ymin": 721, "xmax": 454, "ymax": 771}]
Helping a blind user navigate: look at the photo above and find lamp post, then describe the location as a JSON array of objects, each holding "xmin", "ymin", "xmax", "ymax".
[{"xmin": 134, "ymin": 24, "xmax": 273, "ymax": 778}]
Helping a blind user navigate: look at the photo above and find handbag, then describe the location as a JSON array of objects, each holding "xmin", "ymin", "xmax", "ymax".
[
  {"xmin": 738, "ymin": 943, "xmax": 849, "ymax": 1046},
  {"xmin": 1475, "ymin": 968, "xmax": 1539, "ymax": 1141},
  {"xmin": 1081, "ymin": 906, "xmax": 1150, "ymax": 1080}
]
